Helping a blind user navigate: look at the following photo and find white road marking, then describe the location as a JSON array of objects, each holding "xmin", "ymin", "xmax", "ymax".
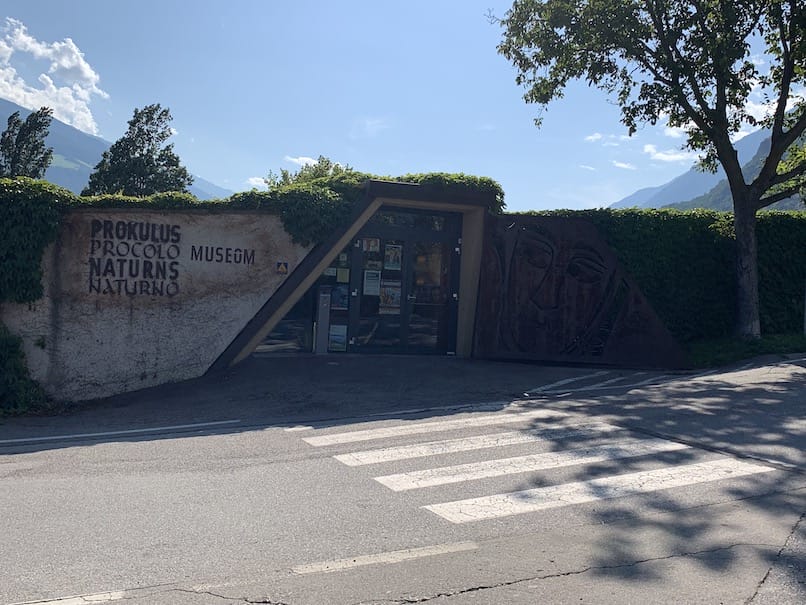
[
  {"xmin": 526, "ymin": 370, "xmax": 611, "ymax": 394},
  {"xmin": 9, "ymin": 591, "xmax": 126, "ymax": 605},
  {"xmin": 334, "ymin": 423, "xmax": 622, "ymax": 466},
  {"xmin": 376, "ymin": 439, "xmax": 690, "ymax": 491},
  {"xmin": 585, "ymin": 372, "xmax": 646, "ymax": 388},
  {"xmin": 0, "ymin": 420, "xmax": 242, "ymax": 445},
  {"xmin": 291, "ymin": 541, "xmax": 478, "ymax": 575},
  {"xmin": 544, "ymin": 374, "xmax": 674, "ymax": 395},
  {"xmin": 423, "ymin": 458, "xmax": 775, "ymax": 523},
  {"xmin": 284, "ymin": 401, "xmax": 513, "ymax": 432},
  {"xmin": 302, "ymin": 409, "xmax": 572, "ymax": 447}
]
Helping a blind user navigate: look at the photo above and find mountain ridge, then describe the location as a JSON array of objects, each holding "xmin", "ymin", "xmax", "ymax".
[
  {"xmin": 0, "ymin": 98, "xmax": 232, "ymax": 200},
  {"xmin": 667, "ymin": 136, "xmax": 803, "ymax": 211},
  {"xmin": 610, "ymin": 128, "xmax": 778, "ymax": 210}
]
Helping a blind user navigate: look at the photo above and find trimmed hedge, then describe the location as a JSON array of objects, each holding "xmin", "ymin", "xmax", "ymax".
[
  {"xmin": 528, "ymin": 208, "xmax": 806, "ymax": 342},
  {"xmin": 74, "ymin": 171, "xmax": 505, "ymax": 246}
]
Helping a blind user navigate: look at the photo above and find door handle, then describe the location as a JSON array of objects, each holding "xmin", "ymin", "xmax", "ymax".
[{"xmin": 407, "ymin": 295, "xmax": 417, "ymax": 301}]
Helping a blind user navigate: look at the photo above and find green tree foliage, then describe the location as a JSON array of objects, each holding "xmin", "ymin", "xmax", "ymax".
[
  {"xmin": 83, "ymin": 104, "xmax": 193, "ymax": 196},
  {"xmin": 496, "ymin": 0, "xmax": 806, "ymax": 338},
  {"xmin": 0, "ymin": 107, "xmax": 54, "ymax": 179},
  {"xmin": 263, "ymin": 155, "xmax": 353, "ymax": 190}
]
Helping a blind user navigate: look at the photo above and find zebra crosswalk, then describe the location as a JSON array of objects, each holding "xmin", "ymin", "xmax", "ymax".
[
  {"xmin": 294, "ymin": 408, "xmax": 775, "ymax": 524},
  {"xmin": 423, "ymin": 459, "xmax": 773, "ymax": 523}
]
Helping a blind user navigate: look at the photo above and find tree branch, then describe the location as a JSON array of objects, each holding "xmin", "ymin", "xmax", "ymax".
[
  {"xmin": 645, "ymin": 2, "xmax": 713, "ymax": 135},
  {"xmin": 757, "ymin": 185, "xmax": 803, "ymax": 210},
  {"xmin": 770, "ymin": 4, "xmax": 794, "ymax": 138},
  {"xmin": 758, "ymin": 111, "xmax": 806, "ymax": 194},
  {"xmin": 771, "ymin": 161, "xmax": 806, "ymax": 186}
]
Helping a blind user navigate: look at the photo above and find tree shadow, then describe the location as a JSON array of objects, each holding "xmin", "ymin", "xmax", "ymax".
[
  {"xmin": 510, "ymin": 357, "xmax": 806, "ymax": 596},
  {"xmin": 1, "ymin": 354, "xmax": 804, "ymax": 600},
  {"xmin": 0, "ymin": 355, "xmax": 544, "ymax": 455}
]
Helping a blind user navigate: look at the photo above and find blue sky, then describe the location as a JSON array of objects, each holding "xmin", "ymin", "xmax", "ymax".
[{"xmin": 0, "ymin": 1, "xmax": 739, "ymax": 211}]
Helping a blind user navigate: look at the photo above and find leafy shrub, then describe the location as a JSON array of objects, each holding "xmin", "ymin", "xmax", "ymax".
[{"xmin": 0, "ymin": 321, "xmax": 47, "ymax": 414}]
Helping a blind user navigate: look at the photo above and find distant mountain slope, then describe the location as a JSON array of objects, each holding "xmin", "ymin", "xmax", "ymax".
[
  {"xmin": 667, "ymin": 137, "xmax": 804, "ymax": 211},
  {"xmin": 0, "ymin": 98, "xmax": 232, "ymax": 200},
  {"xmin": 611, "ymin": 127, "xmax": 769, "ymax": 208},
  {"xmin": 611, "ymin": 185, "xmax": 664, "ymax": 208}
]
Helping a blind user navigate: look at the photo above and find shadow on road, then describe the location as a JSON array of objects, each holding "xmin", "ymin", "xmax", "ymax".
[
  {"xmin": 511, "ymin": 357, "xmax": 806, "ymax": 599},
  {"xmin": 0, "ymin": 355, "xmax": 551, "ymax": 454},
  {"xmin": 1, "ymin": 353, "xmax": 804, "ymax": 600}
]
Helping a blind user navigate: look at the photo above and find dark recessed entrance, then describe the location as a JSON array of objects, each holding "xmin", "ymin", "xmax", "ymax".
[{"xmin": 257, "ymin": 208, "xmax": 463, "ymax": 356}]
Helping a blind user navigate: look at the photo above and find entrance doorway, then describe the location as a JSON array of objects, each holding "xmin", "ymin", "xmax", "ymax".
[
  {"xmin": 347, "ymin": 209, "xmax": 462, "ymax": 354},
  {"xmin": 257, "ymin": 208, "xmax": 463, "ymax": 356}
]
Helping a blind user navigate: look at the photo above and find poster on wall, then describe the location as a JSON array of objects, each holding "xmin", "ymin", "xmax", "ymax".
[
  {"xmin": 379, "ymin": 279, "xmax": 401, "ymax": 314},
  {"xmin": 330, "ymin": 285, "xmax": 349, "ymax": 310},
  {"xmin": 363, "ymin": 270, "xmax": 381, "ymax": 296},
  {"xmin": 384, "ymin": 244, "xmax": 402, "ymax": 270},
  {"xmin": 362, "ymin": 238, "xmax": 380, "ymax": 252},
  {"xmin": 336, "ymin": 268, "xmax": 350, "ymax": 283},
  {"xmin": 328, "ymin": 324, "xmax": 347, "ymax": 351}
]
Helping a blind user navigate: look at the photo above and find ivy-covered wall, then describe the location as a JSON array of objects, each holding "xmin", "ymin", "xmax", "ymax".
[
  {"xmin": 1, "ymin": 180, "xmax": 70, "ymax": 413},
  {"xmin": 527, "ymin": 208, "xmax": 806, "ymax": 343},
  {"xmin": 0, "ymin": 174, "xmax": 503, "ymax": 412},
  {"xmin": 0, "ymin": 179, "xmax": 316, "ymax": 408},
  {"xmin": 2, "ymin": 174, "xmax": 804, "ymax": 413}
]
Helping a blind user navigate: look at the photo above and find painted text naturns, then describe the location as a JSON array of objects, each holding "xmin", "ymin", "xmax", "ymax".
[{"xmin": 88, "ymin": 219, "xmax": 181, "ymax": 297}]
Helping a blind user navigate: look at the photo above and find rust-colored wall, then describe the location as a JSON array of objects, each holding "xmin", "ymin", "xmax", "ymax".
[{"xmin": 474, "ymin": 215, "xmax": 686, "ymax": 368}]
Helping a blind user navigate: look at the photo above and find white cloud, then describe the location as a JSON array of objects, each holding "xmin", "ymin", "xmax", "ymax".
[
  {"xmin": 284, "ymin": 155, "xmax": 317, "ymax": 167},
  {"xmin": 588, "ymin": 132, "xmax": 629, "ymax": 146},
  {"xmin": 349, "ymin": 116, "xmax": 390, "ymax": 139},
  {"xmin": 246, "ymin": 177, "xmax": 267, "ymax": 189},
  {"xmin": 612, "ymin": 160, "xmax": 637, "ymax": 170},
  {"xmin": 579, "ymin": 164, "xmax": 596, "ymax": 171},
  {"xmin": 744, "ymin": 98, "xmax": 774, "ymax": 123},
  {"xmin": 750, "ymin": 54, "xmax": 767, "ymax": 67},
  {"xmin": 643, "ymin": 144, "xmax": 697, "ymax": 163},
  {"xmin": 0, "ymin": 18, "xmax": 107, "ymax": 134},
  {"xmin": 0, "ymin": 38, "xmax": 11, "ymax": 63},
  {"xmin": 663, "ymin": 125, "xmax": 688, "ymax": 138}
]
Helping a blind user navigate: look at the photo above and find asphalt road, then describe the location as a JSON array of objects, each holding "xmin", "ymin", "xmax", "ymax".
[{"xmin": 1, "ymin": 354, "xmax": 804, "ymax": 604}]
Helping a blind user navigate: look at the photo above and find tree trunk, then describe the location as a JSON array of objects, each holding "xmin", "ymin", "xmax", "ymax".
[{"xmin": 733, "ymin": 199, "xmax": 761, "ymax": 338}]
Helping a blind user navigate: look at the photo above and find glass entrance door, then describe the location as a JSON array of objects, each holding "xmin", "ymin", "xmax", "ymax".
[
  {"xmin": 348, "ymin": 210, "xmax": 461, "ymax": 354},
  {"xmin": 406, "ymin": 240, "xmax": 456, "ymax": 352},
  {"xmin": 353, "ymin": 237, "xmax": 404, "ymax": 350}
]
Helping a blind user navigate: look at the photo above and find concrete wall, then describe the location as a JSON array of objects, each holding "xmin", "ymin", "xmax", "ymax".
[{"xmin": 1, "ymin": 208, "xmax": 311, "ymax": 401}]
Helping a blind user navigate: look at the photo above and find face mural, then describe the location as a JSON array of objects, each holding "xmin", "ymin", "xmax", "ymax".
[
  {"xmin": 504, "ymin": 223, "xmax": 626, "ymax": 355},
  {"xmin": 475, "ymin": 216, "xmax": 684, "ymax": 368}
]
